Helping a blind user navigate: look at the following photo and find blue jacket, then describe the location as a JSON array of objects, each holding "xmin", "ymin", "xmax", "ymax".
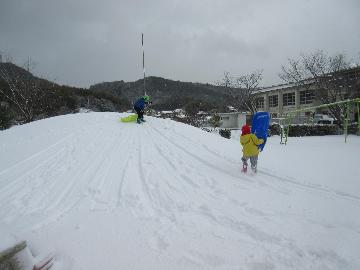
[{"xmin": 133, "ymin": 97, "xmax": 147, "ymax": 110}]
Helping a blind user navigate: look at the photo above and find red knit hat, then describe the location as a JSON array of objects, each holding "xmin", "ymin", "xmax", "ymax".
[{"xmin": 241, "ymin": 124, "xmax": 251, "ymax": 135}]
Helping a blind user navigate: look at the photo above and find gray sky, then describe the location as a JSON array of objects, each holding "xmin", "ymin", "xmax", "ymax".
[{"xmin": 1, "ymin": 0, "xmax": 359, "ymax": 88}]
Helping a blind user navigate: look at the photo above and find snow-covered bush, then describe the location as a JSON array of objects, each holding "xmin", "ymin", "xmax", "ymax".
[
  {"xmin": 269, "ymin": 123, "xmax": 281, "ymax": 136},
  {"xmin": 348, "ymin": 123, "xmax": 360, "ymax": 135},
  {"xmin": 219, "ymin": 129, "xmax": 231, "ymax": 139},
  {"xmin": 289, "ymin": 124, "xmax": 340, "ymax": 136},
  {"xmin": 270, "ymin": 123, "xmax": 360, "ymax": 137}
]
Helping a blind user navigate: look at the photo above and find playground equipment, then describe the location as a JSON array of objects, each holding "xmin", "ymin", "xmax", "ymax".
[{"xmin": 280, "ymin": 98, "xmax": 360, "ymax": 144}]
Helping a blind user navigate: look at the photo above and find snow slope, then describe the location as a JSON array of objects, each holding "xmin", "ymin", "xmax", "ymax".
[{"xmin": 1, "ymin": 112, "xmax": 359, "ymax": 270}]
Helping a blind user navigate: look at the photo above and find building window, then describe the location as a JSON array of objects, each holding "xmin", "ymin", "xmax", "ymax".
[
  {"xmin": 283, "ymin": 92, "xmax": 295, "ymax": 106},
  {"xmin": 256, "ymin": 97, "xmax": 264, "ymax": 109},
  {"xmin": 268, "ymin": 95, "xmax": 278, "ymax": 107},
  {"xmin": 300, "ymin": 90, "xmax": 315, "ymax": 105},
  {"xmin": 271, "ymin": 113, "xmax": 278, "ymax": 118}
]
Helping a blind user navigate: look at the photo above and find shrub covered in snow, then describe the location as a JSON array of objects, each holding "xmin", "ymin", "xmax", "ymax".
[
  {"xmin": 288, "ymin": 124, "xmax": 340, "ymax": 136},
  {"xmin": 270, "ymin": 123, "xmax": 344, "ymax": 137},
  {"xmin": 219, "ymin": 128, "xmax": 231, "ymax": 139}
]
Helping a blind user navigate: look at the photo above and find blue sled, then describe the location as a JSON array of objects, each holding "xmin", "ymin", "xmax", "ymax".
[{"xmin": 251, "ymin": 112, "xmax": 270, "ymax": 151}]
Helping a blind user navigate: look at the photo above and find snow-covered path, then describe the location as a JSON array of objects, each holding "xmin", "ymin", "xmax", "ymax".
[{"xmin": 1, "ymin": 112, "xmax": 359, "ymax": 269}]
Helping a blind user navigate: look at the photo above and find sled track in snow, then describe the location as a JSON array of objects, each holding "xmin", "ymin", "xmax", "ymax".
[
  {"xmin": 150, "ymin": 121, "xmax": 360, "ymax": 203},
  {"xmin": 258, "ymin": 169, "xmax": 360, "ymax": 203},
  {"xmin": 0, "ymin": 133, "xmax": 75, "ymax": 177},
  {"xmin": 0, "ymin": 122, "xmax": 138, "ymax": 229},
  {"xmin": 148, "ymin": 124, "xmax": 253, "ymax": 182}
]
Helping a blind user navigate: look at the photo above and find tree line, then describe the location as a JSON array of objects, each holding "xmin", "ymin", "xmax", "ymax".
[{"xmin": 0, "ymin": 62, "xmax": 130, "ymax": 129}]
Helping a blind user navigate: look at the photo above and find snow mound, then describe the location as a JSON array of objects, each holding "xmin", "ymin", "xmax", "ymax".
[{"xmin": 0, "ymin": 112, "xmax": 359, "ymax": 270}]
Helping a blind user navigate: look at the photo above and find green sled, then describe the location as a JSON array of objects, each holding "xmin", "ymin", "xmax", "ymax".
[{"xmin": 120, "ymin": 114, "xmax": 138, "ymax": 122}]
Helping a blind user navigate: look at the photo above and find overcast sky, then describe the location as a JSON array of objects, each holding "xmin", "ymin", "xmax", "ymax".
[{"xmin": 1, "ymin": 0, "xmax": 359, "ymax": 88}]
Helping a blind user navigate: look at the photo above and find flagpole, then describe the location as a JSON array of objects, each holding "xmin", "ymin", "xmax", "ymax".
[{"xmin": 142, "ymin": 33, "xmax": 146, "ymax": 95}]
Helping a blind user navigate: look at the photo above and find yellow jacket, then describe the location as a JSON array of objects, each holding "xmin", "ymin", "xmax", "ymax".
[{"xmin": 240, "ymin": 134, "xmax": 264, "ymax": 157}]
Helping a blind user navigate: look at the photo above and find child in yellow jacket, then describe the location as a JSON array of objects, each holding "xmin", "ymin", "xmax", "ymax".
[{"xmin": 240, "ymin": 124, "xmax": 264, "ymax": 173}]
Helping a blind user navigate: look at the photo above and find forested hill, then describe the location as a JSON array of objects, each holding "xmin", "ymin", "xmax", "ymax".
[
  {"xmin": 1, "ymin": 62, "xmax": 236, "ymax": 129},
  {"xmin": 0, "ymin": 63, "xmax": 130, "ymax": 129},
  {"xmin": 90, "ymin": 76, "xmax": 234, "ymax": 111}
]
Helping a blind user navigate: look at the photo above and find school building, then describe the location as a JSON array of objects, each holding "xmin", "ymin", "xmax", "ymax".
[{"xmin": 254, "ymin": 66, "xmax": 360, "ymax": 124}]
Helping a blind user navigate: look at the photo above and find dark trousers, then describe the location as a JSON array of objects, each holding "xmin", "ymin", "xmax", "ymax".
[{"xmin": 134, "ymin": 107, "xmax": 144, "ymax": 120}]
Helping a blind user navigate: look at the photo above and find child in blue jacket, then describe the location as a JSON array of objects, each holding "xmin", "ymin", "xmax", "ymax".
[{"xmin": 133, "ymin": 95, "xmax": 150, "ymax": 123}]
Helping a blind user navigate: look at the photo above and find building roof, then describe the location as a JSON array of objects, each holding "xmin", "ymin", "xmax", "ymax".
[
  {"xmin": 218, "ymin": 112, "xmax": 247, "ymax": 116},
  {"xmin": 256, "ymin": 66, "xmax": 360, "ymax": 94}
]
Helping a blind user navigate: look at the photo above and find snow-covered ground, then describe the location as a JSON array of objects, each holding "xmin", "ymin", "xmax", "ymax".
[{"xmin": 0, "ymin": 112, "xmax": 359, "ymax": 270}]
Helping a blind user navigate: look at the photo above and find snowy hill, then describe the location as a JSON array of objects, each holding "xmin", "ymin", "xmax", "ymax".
[{"xmin": 0, "ymin": 112, "xmax": 359, "ymax": 270}]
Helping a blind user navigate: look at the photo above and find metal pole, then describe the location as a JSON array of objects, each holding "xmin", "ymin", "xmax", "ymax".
[
  {"xmin": 142, "ymin": 33, "xmax": 146, "ymax": 95},
  {"xmin": 357, "ymin": 102, "xmax": 360, "ymax": 135},
  {"xmin": 344, "ymin": 101, "xmax": 350, "ymax": 143},
  {"xmin": 285, "ymin": 113, "xmax": 291, "ymax": 145},
  {"xmin": 287, "ymin": 98, "xmax": 359, "ymax": 114}
]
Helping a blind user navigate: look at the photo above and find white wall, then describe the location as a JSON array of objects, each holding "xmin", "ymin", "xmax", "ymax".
[
  {"xmin": 219, "ymin": 114, "xmax": 247, "ymax": 129},
  {"xmin": 237, "ymin": 114, "xmax": 246, "ymax": 128}
]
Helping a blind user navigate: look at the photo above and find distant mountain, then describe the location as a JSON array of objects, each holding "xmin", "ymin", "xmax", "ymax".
[
  {"xmin": 0, "ymin": 62, "xmax": 55, "ymax": 88},
  {"xmin": 90, "ymin": 76, "xmax": 235, "ymax": 111}
]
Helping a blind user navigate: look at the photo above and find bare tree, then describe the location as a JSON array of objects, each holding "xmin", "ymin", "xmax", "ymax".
[
  {"xmin": 280, "ymin": 50, "xmax": 360, "ymax": 125},
  {"xmin": 217, "ymin": 71, "xmax": 233, "ymax": 88},
  {"xmin": 184, "ymin": 100, "xmax": 203, "ymax": 127},
  {"xmin": 23, "ymin": 57, "xmax": 37, "ymax": 72},
  {"xmin": 0, "ymin": 50, "xmax": 14, "ymax": 63},
  {"xmin": 218, "ymin": 70, "xmax": 263, "ymax": 114},
  {"xmin": 0, "ymin": 63, "xmax": 50, "ymax": 123},
  {"xmin": 208, "ymin": 114, "xmax": 221, "ymax": 129},
  {"xmin": 235, "ymin": 70, "xmax": 263, "ymax": 114}
]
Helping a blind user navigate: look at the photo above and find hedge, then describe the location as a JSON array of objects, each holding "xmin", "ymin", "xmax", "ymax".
[{"xmin": 269, "ymin": 123, "xmax": 343, "ymax": 137}]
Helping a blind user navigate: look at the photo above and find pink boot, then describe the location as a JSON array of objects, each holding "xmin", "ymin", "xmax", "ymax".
[{"xmin": 242, "ymin": 164, "xmax": 248, "ymax": 173}]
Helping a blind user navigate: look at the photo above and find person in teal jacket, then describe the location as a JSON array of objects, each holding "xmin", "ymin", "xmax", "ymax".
[{"xmin": 133, "ymin": 95, "xmax": 150, "ymax": 124}]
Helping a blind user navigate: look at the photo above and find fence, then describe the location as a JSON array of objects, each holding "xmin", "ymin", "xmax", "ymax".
[{"xmin": 281, "ymin": 98, "xmax": 360, "ymax": 144}]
